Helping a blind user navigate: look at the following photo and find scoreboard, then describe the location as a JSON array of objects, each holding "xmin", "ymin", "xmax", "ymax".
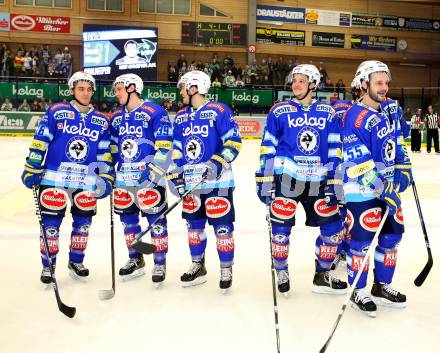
[{"xmin": 181, "ymin": 21, "xmax": 247, "ymax": 46}]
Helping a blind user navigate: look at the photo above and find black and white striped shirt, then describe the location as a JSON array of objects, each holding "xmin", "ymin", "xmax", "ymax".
[
  {"xmin": 425, "ymin": 113, "xmax": 439, "ymax": 129},
  {"xmin": 411, "ymin": 114, "xmax": 422, "ymax": 129}
]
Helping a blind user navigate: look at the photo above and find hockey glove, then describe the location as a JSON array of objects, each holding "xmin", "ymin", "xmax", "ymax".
[
  {"xmin": 324, "ymin": 179, "xmax": 340, "ymax": 207},
  {"xmin": 255, "ymin": 172, "xmax": 274, "ymax": 205},
  {"xmin": 203, "ymin": 154, "xmax": 229, "ymax": 181},
  {"xmin": 21, "ymin": 159, "xmax": 44, "ymax": 189},
  {"xmin": 167, "ymin": 169, "xmax": 185, "ymax": 197},
  {"xmin": 138, "ymin": 163, "xmax": 166, "ymax": 188},
  {"xmin": 379, "ymin": 180, "xmax": 401, "ymax": 216},
  {"xmin": 394, "ymin": 163, "xmax": 413, "ymax": 193},
  {"xmin": 95, "ymin": 174, "xmax": 113, "ymax": 199}
]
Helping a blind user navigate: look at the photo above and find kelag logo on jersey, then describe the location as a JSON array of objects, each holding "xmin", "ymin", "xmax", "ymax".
[
  {"xmin": 182, "ymin": 122, "xmax": 209, "ymax": 138},
  {"xmin": 61, "ymin": 121, "xmax": 100, "ymax": 142}
]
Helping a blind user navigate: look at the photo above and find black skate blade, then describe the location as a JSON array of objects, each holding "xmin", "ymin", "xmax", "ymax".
[
  {"xmin": 59, "ymin": 303, "xmax": 76, "ymax": 318},
  {"xmin": 98, "ymin": 289, "xmax": 115, "ymax": 300},
  {"xmin": 131, "ymin": 241, "xmax": 156, "ymax": 255}
]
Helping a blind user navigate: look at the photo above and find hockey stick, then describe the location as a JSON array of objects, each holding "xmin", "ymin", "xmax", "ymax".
[
  {"xmin": 98, "ymin": 189, "xmax": 116, "ymax": 300},
  {"xmin": 265, "ymin": 203, "xmax": 281, "ymax": 353},
  {"xmin": 319, "ymin": 207, "xmax": 389, "ymax": 353},
  {"xmin": 32, "ymin": 186, "xmax": 76, "ymax": 318},
  {"xmin": 412, "ymin": 181, "xmax": 433, "ymax": 286},
  {"xmin": 131, "ymin": 175, "xmax": 208, "ymax": 254}
]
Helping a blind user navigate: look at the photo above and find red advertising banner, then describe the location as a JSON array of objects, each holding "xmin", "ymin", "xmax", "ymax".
[{"xmin": 11, "ymin": 14, "xmax": 70, "ymax": 33}]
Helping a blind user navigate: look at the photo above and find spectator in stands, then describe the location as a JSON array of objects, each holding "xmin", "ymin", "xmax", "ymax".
[
  {"xmin": 39, "ymin": 44, "xmax": 51, "ymax": 76},
  {"xmin": 335, "ymin": 79, "xmax": 345, "ymax": 93},
  {"xmin": 242, "ymin": 65, "xmax": 252, "ymax": 85},
  {"xmin": 31, "ymin": 99, "xmax": 41, "ymax": 112},
  {"xmin": 1, "ymin": 98, "xmax": 13, "ymax": 111},
  {"xmin": 0, "ymin": 44, "xmax": 6, "ymax": 60},
  {"xmin": 262, "ymin": 74, "xmax": 271, "ymax": 86},
  {"xmin": 275, "ymin": 56, "xmax": 288, "ymax": 85},
  {"xmin": 23, "ymin": 51, "xmax": 33, "ymax": 76},
  {"xmin": 99, "ymin": 102, "xmax": 109, "ymax": 113},
  {"xmin": 209, "ymin": 56, "xmax": 221, "ymax": 82},
  {"xmin": 61, "ymin": 59, "xmax": 71, "ymax": 78},
  {"xmin": 1, "ymin": 49, "xmax": 13, "ymax": 77},
  {"xmin": 212, "ymin": 77, "xmax": 222, "ymax": 88},
  {"xmin": 39, "ymin": 97, "xmax": 49, "ymax": 111},
  {"xmin": 177, "ymin": 54, "xmax": 187, "ymax": 70},
  {"xmin": 14, "ymin": 49, "xmax": 24, "ymax": 76},
  {"xmin": 54, "ymin": 48, "xmax": 64, "ymax": 75},
  {"xmin": 318, "ymin": 62, "xmax": 329, "ymax": 89},
  {"xmin": 203, "ymin": 62, "xmax": 212, "ymax": 78},
  {"xmin": 18, "ymin": 99, "xmax": 31, "ymax": 112},
  {"xmin": 267, "ymin": 57, "xmax": 275, "ymax": 84},
  {"xmin": 178, "ymin": 62, "xmax": 188, "ymax": 78},
  {"xmin": 224, "ymin": 70, "xmax": 236, "ymax": 87},
  {"xmin": 168, "ymin": 64, "xmax": 178, "ymax": 82},
  {"xmin": 235, "ymin": 75, "xmax": 245, "ymax": 88},
  {"xmin": 325, "ymin": 78, "xmax": 334, "ymax": 91}
]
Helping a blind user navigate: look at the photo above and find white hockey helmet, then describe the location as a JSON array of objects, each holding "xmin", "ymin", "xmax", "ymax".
[
  {"xmin": 177, "ymin": 72, "xmax": 191, "ymax": 89},
  {"xmin": 68, "ymin": 71, "xmax": 96, "ymax": 92},
  {"xmin": 355, "ymin": 60, "xmax": 391, "ymax": 86},
  {"xmin": 288, "ymin": 64, "xmax": 321, "ymax": 87},
  {"xmin": 112, "ymin": 73, "xmax": 144, "ymax": 95},
  {"xmin": 182, "ymin": 70, "xmax": 211, "ymax": 95},
  {"xmin": 351, "ymin": 76, "xmax": 361, "ymax": 89}
]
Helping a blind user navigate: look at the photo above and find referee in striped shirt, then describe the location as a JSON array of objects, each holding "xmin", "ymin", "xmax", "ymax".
[{"xmin": 425, "ymin": 105, "xmax": 440, "ymax": 153}]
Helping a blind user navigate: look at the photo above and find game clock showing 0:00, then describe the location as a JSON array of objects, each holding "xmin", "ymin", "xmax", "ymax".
[{"xmin": 181, "ymin": 21, "xmax": 247, "ymax": 46}]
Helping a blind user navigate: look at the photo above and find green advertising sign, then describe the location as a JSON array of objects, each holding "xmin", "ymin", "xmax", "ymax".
[
  {"xmin": 0, "ymin": 82, "xmax": 273, "ymax": 107},
  {"xmin": 0, "ymin": 112, "xmax": 44, "ymax": 135}
]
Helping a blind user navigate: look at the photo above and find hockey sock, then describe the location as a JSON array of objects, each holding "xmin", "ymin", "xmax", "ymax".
[
  {"xmin": 187, "ymin": 219, "xmax": 207, "ymax": 262},
  {"xmin": 69, "ymin": 215, "xmax": 92, "ymax": 263},
  {"xmin": 374, "ymin": 233, "xmax": 402, "ymax": 284},
  {"xmin": 41, "ymin": 215, "xmax": 62, "ymax": 267},
  {"xmin": 346, "ymin": 239, "xmax": 371, "ymax": 288},
  {"xmin": 271, "ymin": 224, "xmax": 291, "ymax": 271},
  {"xmin": 146, "ymin": 213, "xmax": 168, "ymax": 266},
  {"xmin": 120, "ymin": 213, "xmax": 142, "ymax": 259},
  {"xmin": 214, "ymin": 223, "xmax": 235, "ymax": 267},
  {"xmin": 316, "ymin": 220, "xmax": 343, "ymax": 271}
]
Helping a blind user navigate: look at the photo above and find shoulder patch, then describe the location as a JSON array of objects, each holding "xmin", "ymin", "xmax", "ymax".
[
  {"xmin": 332, "ymin": 102, "xmax": 352, "ymax": 110},
  {"xmin": 365, "ymin": 114, "xmax": 381, "ymax": 131},
  {"xmin": 206, "ymin": 102, "xmax": 225, "ymax": 113},
  {"xmin": 50, "ymin": 102, "xmax": 70, "ymax": 111},
  {"xmin": 141, "ymin": 104, "xmax": 157, "ymax": 114},
  {"xmin": 354, "ymin": 109, "xmax": 369, "ymax": 129}
]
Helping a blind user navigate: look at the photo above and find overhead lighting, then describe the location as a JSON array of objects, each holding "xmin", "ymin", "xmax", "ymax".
[{"xmin": 399, "ymin": 63, "xmax": 427, "ymax": 67}]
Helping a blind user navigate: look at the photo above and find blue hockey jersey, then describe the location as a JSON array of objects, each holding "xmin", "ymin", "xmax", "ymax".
[
  {"xmin": 172, "ymin": 101, "xmax": 242, "ymax": 190},
  {"xmin": 331, "ymin": 99, "xmax": 353, "ymax": 120},
  {"xmin": 259, "ymin": 100, "xmax": 341, "ymax": 182},
  {"xmin": 109, "ymin": 101, "xmax": 173, "ymax": 187},
  {"xmin": 342, "ymin": 101, "xmax": 407, "ymax": 202},
  {"xmin": 27, "ymin": 102, "xmax": 112, "ymax": 191}
]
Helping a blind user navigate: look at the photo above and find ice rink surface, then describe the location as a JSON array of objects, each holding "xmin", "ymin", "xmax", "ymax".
[{"xmin": 1, "ymin": 137, "xmax": 438, "ymax": 353}]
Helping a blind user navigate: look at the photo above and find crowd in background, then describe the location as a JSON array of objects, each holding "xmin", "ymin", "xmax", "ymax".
[
  {"xmin": 1, "ymin": 43, "xmax": 73, "ymax": 79},
  {"xmin": 168, "ymin": 53, "xmax": 345, "ymax": 91}
]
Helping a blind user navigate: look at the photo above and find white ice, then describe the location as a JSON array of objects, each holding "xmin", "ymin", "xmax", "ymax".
[{"xmin": 1, "ymin": 137, "xmax": 438, "ymax": 353}]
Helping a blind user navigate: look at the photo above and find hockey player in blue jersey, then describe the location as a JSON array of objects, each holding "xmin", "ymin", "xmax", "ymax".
[
  {"xmin": 342, "ymin": 60, "xmax": 410, "ymax": 317},
  {"xmin": 21, "ymin": 71, "xmax": 114, "ymax": 284},
  {"xmin": 110, "ymin": 74, "xmax": 172, "ymax": 286},
  {"xmin": 168, "ymin": 70, "xmax": 242, "ymax": 292},
  {"xmin": 256, "ymin": 64, "xmax": 347, "ymax": 296}
]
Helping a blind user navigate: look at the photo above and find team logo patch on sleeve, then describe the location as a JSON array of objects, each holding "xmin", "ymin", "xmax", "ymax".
[
  {"xmin": 354, "ymin": 109, "xmax": 369, "ymax": 128},
  {"xmin": 74, "ymin": 191, "xmax": 97, "ymax": 211},
  {"xmin": 182, "ymin": 194, "xmax": 201, "ymax": 214},
  {"xmin": 314, "ymin": 199, "xmax": 339, "ymax": 217},
  {"xmin": 137, "ymin": 188, "xmax": 161, "ymax": 210},
  {"xmin": 359, "ymin": 207, "xmax": 382, "ymax": 232},
  {"xmin": 113, "ymin": 188, "xmax": 134, "ymax": 209},
  {"xmin": 271, "ymin": 198, "xmax": 297, "ymax": 220},
  {"xmin": 40, "ymin": 188, "xmax": 68, "ymax": 211},
  {"xmin": 205, "ymin": 197, "xmax": 231, "ymax": 218}
]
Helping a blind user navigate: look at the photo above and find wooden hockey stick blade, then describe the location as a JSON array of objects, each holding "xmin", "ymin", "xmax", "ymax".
[
  {"xmin": 98, "ymin": 289, "xmax": 115, "ymax": 300},
  {"xmin": 414, "ymin": 254, "xmax": 433, "ymax": 287},
  {"xmin": 131, "ymin": 241, "xmax": 156, "ymax": 255},
  {"xmin": 59, "ymin": 303, "xmax": 76, "ymax": 318}
]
